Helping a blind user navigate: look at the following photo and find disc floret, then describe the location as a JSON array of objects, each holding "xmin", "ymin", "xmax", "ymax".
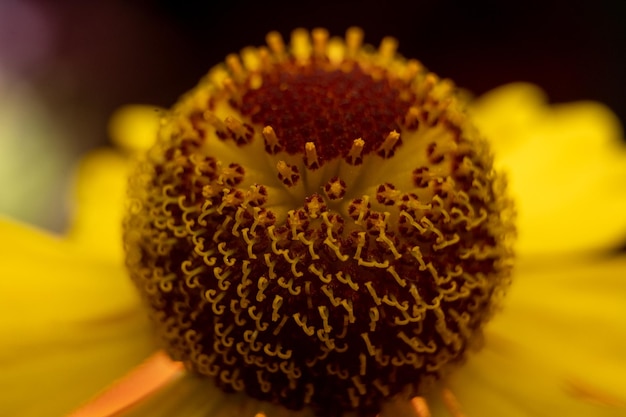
[{"xmin": 124, "ymin": 27, "xmax": 515, "ymax": 417}]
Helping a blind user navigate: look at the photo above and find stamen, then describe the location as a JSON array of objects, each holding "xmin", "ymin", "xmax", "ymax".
[
  {"xmin": 345, "ymin": 26, "xmax": 364, "ymax": 56},
  {"xmin": 262, "ymin": 125, "xmax": 282, "ymax": 154},
  {"xmin": 222, "ymin": 77, "xmax": 237, "ymax": 95},
  {"xmin": 66, "ymin": 351, "xmax": 183, "ymax": 417},
  {"xmin": 240, "ymin": 47, "xmax": 261, "ymax": 72},
  {"xmin": 327, "ymin": 37, "xmax": 345, "ymax": 64},
  {"xmin": 377, "ymin": 130, "xmax": 401, "ymax": 158},
  {"xmin": 312, "ymin": 27, "xmax": 329, "ymax": 58},
  {"xmin": 402, "ymin": 59, "xmax": 424, "ymax": 83},
  {"xmin": 404, "ymin": 106, "xmax": 421, "ymax": 130},
  {"xmin": 378, "ymin": 37, "xmax": 398, "ymax": 62},
  {"xmin": 257, "ymin": 46, "xmax": 272, "ymax": 70},
  {"xmin": 225, "ymin": 53, "xmax": 246, "ymax": 81},
  {"xmin": 291, "ymin": 28, "xmax": 312, "ymax": 61},
  {"xmin": 222, "ymin": 77, "xmax": 241, "ymax": 105},
  {"xmin": 324, "ymin": 177, "xmax": 347, "ymax": 200},
  {"xmin": 276, "ymin": 160, "xmax": 300, "ymax": 187},
  {"xmin": 304, "ymin": 142, "xmax": 321, "ymax": 169},
  {"xmin": 346, "ymin": 138, "xmax": 365, "ymax": 165},
  {"xmin": 224, "ymin": 116, "xmax": 253, "ymax": 145},
  {"xmin": 203, "ymin": 111, "xmax": 228, "ymax": 139},
  {"xmin": 265, "ymin": 31, "xmax": 286, "ymax": 58}
]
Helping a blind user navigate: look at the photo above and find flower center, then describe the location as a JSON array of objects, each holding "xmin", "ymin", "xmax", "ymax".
[
  {"xmin": 235, "ymin": 64, "xmax": 412, "ymax": 162},
  {"xmin": 123, "ymin": 28, "xmax": 515, "ymax": 417}
]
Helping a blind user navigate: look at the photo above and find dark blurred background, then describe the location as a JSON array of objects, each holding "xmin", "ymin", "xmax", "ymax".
[{"xmin": 1, "ymin": 0, "xmax": 625, "ymax": 232}]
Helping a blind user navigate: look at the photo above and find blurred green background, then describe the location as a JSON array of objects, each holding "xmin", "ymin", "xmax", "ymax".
[{"xmin": 1, "ymin": 0, "xmax": 625, "ymax": 233}]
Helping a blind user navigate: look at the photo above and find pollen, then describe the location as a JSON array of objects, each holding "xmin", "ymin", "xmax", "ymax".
[{"xmin": 123, "ymin": 27, "xmax": 515, "ymax": 417}]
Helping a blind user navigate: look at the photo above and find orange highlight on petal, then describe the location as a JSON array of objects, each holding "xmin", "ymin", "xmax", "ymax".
[
  {"xmin": 66, "ymin": 351, "xmax": 184, "ymax": 417},
  {"xmin": 411, "ymin": 396, "xmax": 432, "ymax": 417}
]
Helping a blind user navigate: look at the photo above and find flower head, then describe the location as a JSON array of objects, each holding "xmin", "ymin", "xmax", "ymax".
[
  {"xmin": 123, "ymin": 27, "xmax": 514, "ymax": 415},
  {"xmin": 2, "ymin": 27, "xmax": 625, "ymax": 417}
]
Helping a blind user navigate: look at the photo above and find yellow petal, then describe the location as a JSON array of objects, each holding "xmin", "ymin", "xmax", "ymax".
[
  {"xmin": 0, "ymin": 218, "xmax": 156, "ymax": 417},
  {"xmin": 66, "ymin": 149, "xmax": 131, "ymax": 262},
  {"xmin": 108, "ymin": 105, "xmax": 164, "ymax": 153},
  {"xmin": 469, "ymin": 82, "xmax": 549, "ymax": 158},
  {"xmin": 67, "ymin": 104, "xmax": 165, "ymax": 260},
  {"xmin": 438, "ymin": 255, "xmax": 626, "ymax": 416},
  {"xmin": 471, "ymin": 83, "xmax": 626, "ymax": 256}
]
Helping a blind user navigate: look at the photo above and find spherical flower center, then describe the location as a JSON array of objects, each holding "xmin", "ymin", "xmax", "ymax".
[{"xmin": 123, "ymin": 28, "xmax": 515, "ymax": 417}]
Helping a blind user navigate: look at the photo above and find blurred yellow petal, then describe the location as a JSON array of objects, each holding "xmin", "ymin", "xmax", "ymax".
[
  {"xmin": 492, "ymin": 256, "xmax": 626, "ymax": 405},
  {"xmin": 108, "ymin": 105, "xmax": 164, "ymax": 153},
  {"xmin": 68, "ymin": 104, "xmax": 165, "ymax": 258},
  {"xmin": 439, "ymin": 255, "xmax": 626, "ymax": 416},
  {"xmin": 471, "ymin": 83, "xmax": 626, "ymax": 256},
  {"xmin": 470, "ymin": 82, "xmax": 548, "ymax": 158},
  {"xmin": 0, "ymin": 218, "xmax": 156, "ymax": 417},
  {"xmin": 436, "ymin": 345, "xmax": 625, "ymax": 417},
  {"xmin": 66, "ymin": 149, "xmax": 131, "ymax": 262}
]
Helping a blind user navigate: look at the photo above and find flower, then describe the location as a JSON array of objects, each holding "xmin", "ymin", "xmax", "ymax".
[
  {"xmin": 1, "ymin": 28, "xmax": 625, "ymax": 417},
  {"xmin": 122, "ymin": 26, "xmax": 517, "ymax": 417}
]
